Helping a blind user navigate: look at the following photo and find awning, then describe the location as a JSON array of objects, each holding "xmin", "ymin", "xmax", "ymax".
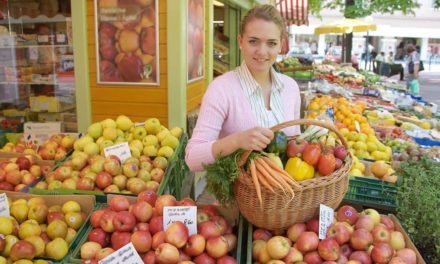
[{"xmin": 276, "ymin": 0, "xmax": 309, "ymax": 26}]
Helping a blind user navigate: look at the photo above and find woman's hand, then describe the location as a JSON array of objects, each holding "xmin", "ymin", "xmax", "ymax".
[{"xmin": 236, "ymin": 127, "xmax": 274, "ymax": 151}]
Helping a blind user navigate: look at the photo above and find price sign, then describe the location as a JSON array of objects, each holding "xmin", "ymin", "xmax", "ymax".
[
  {"xmin": 104, "ymin": 142, "xmax": 131, "ymax": 164},
  {"xmin": 0, "ymin": 193, "xmax": 10, "ymax": 217},
  {"xmin": 24, "ymin": 122, "xmax": 61, "ymax": 145},
  {"xmin": 354, "ymin": 121, "xmax": 361, "ymax": 133},
  {"xmin": 318, "ymin": 204, "xmax": 334, "ymax": 240},
  {"xmin": 163, "ymin": 206, "xmax": 197, "ymax": 236},
  {"xmin": 98, "ymin": 242, "xmax": 143, "ymax": 264}
]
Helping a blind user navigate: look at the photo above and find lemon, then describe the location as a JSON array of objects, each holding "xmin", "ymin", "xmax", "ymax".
[
  {"xmin": 348, "ymin": 132, "xmax": 359, "ymax": 141},
  {"xmin": 350, "ymin": 168, "xmax": 363, "ymax": 176},
  {"xmin": 420, "ymin": 122, "xmax": 431, "ymax": 130},
  {"xmin": 347, "ymin": 141, "xmax": 355, "ymax": 148},
  {"xmin": 354, "ymin": 141, "xmax": 367, "ymax": 151},
  {"xmin": 366, "ymin": 142, "xmax": 378, "ymax": 152},
  {"xmin": 358, "ymin": 133, "xmax": 367, "ymax": 142},
  {"xmin": 354, "ymin": 162, "xmax": 366, "ymax": 173},
  {"xmin": 340, "ymin": 128, "xmax": 350, "ymax": 137}
]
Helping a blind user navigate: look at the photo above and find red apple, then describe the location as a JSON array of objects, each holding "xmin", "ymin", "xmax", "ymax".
[
  {"xmin": 137, "ymin": 190, "xmax": 157, "ymax": 206},
  {"xmin": 306, "ymin": 218, "xmax": 319, "ymax": 234},
  {"xmin": 337, "ymin": 206, "xmax": 359, "ymax": 225},
  {"xmin": 149, "ymin": 216, "xmax": 163, "ymax": 235},
  {"xmin": 372, "ymin": 224, "xmax": 390, "ymax": 244},
  {"xmin": 177, "ymin": 197, "xmax": 196, "ymax": 206},
  {"xmin": 339, "ymin": 244, "xmax": 353, "ymax": 258},
  {"xmin": 112, "ymin": 211, "xmax": 136, "ymax": 232},
  {"xmin": 151, "ymin": 168, "xmax": 164, "ymax": 182},
  {"xmin": 390, "ymin": 231, "xmax": 406, "ymax": 250},
  {"xmin": 152, "ymin": 231, "xmax": 166, "ymax": 250},
  {"xmin": 380, "ymin": 215, "xmax": 395, "ymax": 231},
  {"xmin": 0, "ymin": 181, "xmax": 13, "ymax": 191},
  {"xmin": 109, "ymin": 195, "xmax": 130, "ymax": 211},
  {"xmin": 198, "ymin": 220, "xmax": 222, "ymax": 240},
  {"xmin": 303, "ymin": 251, "xmax": 323, "ymax": 264},
  {"xmin": 194, "ymin": 253, "xmax": 215, "ymax": 264},
  {"xmin": 327, "ymin": 222, "xmax": 351, "ymax": 245},
  {"xmin": 396, "ymin": 248, "xmax": 417, "ymax": 264},
  {"xmin": 253, "ymin": 228, "xmax": 272, "ymax": 241},
  {"xmin": 283, "ymin": 246, "xmax": 303, "ymax": 263},
  {"xmin": 286, "ymin": 139, "xmax": 308, "ymax": 157},
  {"xmin": 371, "ymin": 243, "xmax": 393, "ymax": 264},
  {"xmin": 16, "ymin": 156, "xmax": 31, "ymax": 170},
  {"xmin": 217, "ymin": 255, "xmax": 236, "ymax": 264},
  {"xmin": 6, "ymin": 170, "xmax": 22, "ymax": 185},
  {"xmin": 9, "ymin": 240, "xmax": 36, "ymax": 261},
  {"xmin": 77, "ymin": 177, "xmax": 95, "ymax": 190},
  {"xmin": 143, "ymin": 251, "xmax": 156, "ymax": 264},
  {"xmin": 134, "ymin": 222, "xmax": 149, "ymax": 232},
  {"xmin": 155, "ymin": 243, "xmax": 180, "ymax": 264},
  {"xmin": 154, "ymin": 194, "xmax": 177, "ymax": 216},
  {"xmin": 165, "ymin": 221, "xmax": 189, "ymax": 248},
  {"xmin": 355, "ymin": 215, "xmax": 375, "ymax": 231},
  {"xmin": 47, "ymin": 211, "xmax": 64, "ymax": 223},
  {"xmin": 287, "ymin": 223, "xmax": 306, "ymax": 242},
  {"xmin": 95, "ymin": 247, "xmax": 115, "ymax": 261},
  {"xmin": 224, "ymin": 233, "xmax": 237, "ymax": 252},
  {"xmin": 349, "ymin": 251, "xmax": 371, "ymax": 264},
  {"xmin": 197, "ymin": 209, "xmax": 211, "ymax": 224},
  {"xmin": 91, "ymin": 209, "xmax": 107, "ymax": 228},
  {"xmin": 184, "ymin": 234, "xmax": 206, "ymax": 257},
  {"xmin": 318, "ymin": 238, "xmax": 340, "ymax": 261},
  {"xmin": 80, "ymin": 241, "xmax": 102, "ymax": 260},
  {"xmin": 110, "ymin": 231, "xmax": 131, "ymax": 250},
  {"xmin": 88, "ymin": 228, "xmax": 110, "ymax": 247},
  {"xmin": 389, "ymin": 257, "xmax": 408, "ymax": 264},
  {"xmin": 131, "ymin": 230, "xmax": 152, "ymax": 253},
  {"xmin": 206, "ymin": 235, "xmax": 229, "ymax": 259},
  {"xmin": 296, "ymin": 231, "xmax": 319, "ymax": 253},
  {"xmin": 130, "ymin": 201, "xmax": 153, "ymax": 223},
  {"xmin": 100, "ymin": 210, "xmax": 117, "ymax": 233},
  {"xmin": 96, "ymin": 171, "xmax": 113, "ymax": 189},
  {"xmin": 350, "ymin": 229, "xmax": 373, "ymax": 251},
  {"xmin": 211, "ymin": 215, "xmax": 229, "ymax": 235}
]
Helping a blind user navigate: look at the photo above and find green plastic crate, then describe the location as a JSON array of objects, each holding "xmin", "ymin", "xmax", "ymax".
[{"xmin": 343, "ymin": 176, "xmax": 397, "ymax": 210}]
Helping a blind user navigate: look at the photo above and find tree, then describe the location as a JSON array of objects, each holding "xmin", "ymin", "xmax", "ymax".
[{"xmin": 308, "ymin": 0, "xmax": 434, "ymax": 63}]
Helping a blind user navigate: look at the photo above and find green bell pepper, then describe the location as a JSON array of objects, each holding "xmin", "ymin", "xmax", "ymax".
[{"xmin": 266, "ymin": 131, "xmax": 288, "ymax": 154}]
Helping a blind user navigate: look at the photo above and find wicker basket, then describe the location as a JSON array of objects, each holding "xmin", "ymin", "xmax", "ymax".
[{"xmin": 234, "ymin": 119, "xmax": 352, "ymax": 230}]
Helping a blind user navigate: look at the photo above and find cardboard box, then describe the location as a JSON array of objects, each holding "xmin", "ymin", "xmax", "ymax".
[{"xmin": 29, "ymin": 96, "xmax": 75, "ymax": 113}]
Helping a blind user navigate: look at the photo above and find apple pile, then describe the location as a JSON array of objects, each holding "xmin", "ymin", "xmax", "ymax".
[
  {"xmin": 79, "ymin": 193, "xmax": 238, "ymax": 264},
  {"xmin": 251, "ymin": 206, "xmax": 418, "ymax": 264},
  {"xmin": 33, "ymin": 153, "xmax": 166, "ymax": 194},
  {"xmin": 0, "ymin": 156, "xmax": 51, "ymax": 192},
  {"xmin": 0, "ymin": 198, "xmax": 88, "ymax": 262},
  {"xmin": 1, "ymin": 134, "xmax": 77, "ymax": 161}
]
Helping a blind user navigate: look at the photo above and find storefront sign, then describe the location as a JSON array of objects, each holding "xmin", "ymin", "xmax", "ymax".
[
  {"xmin": 94, "ymin": 0, "xmax": 159, "ymax": 86},
  {"xmin": 98, "ymin": 242, "xmax": 143, "ymax": 264},
  {"xmin": 163, "ymin": 206, "xmax": 197, "ymax": 236},
  {"xmin": 187, "ymin": 0, "xmax": 205, "ymax": 83}
]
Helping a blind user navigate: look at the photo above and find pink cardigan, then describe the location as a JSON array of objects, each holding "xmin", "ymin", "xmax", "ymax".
[{"xmin": 185, "ymin": 70, "xmax": 301, "ymax": 172}]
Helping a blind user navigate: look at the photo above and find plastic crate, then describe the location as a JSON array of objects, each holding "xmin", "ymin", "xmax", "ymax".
[{"xmin": 344, "ymin": 176, "xmax": 397, "ymax": 210}]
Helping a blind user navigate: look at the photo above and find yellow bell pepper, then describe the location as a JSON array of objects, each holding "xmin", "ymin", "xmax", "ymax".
[{"xmin": 285, "ymin": 157, "xmax": 315, "ymax": 181}]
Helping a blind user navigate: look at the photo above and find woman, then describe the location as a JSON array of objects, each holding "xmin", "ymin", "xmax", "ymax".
[
  {"xmin": 185, "ymin": 5, "xmax": 301, "ymax": 173},
  {"xmin": 405, "ymin": 44, "xmax": 420, "ymax": 93}
]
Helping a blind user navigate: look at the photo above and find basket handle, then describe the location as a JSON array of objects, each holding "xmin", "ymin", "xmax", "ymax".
[{"xmin": 238, "ymin": 119, "xmax": 348, "ymax": 167}]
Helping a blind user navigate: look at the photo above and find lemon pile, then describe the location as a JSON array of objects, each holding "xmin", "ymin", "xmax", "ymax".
[
  {"xmin": 340, "ymin": 128, "xmax": 392, "ymax": 161},
  {"xmin": 349, "ymin": 156, "xmax": 366, "ymax": 176}
]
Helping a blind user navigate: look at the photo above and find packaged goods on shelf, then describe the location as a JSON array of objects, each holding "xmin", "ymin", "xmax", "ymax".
[{"xmin": 29, "ymin": 95, "xmax": 75, "ymax": 112}]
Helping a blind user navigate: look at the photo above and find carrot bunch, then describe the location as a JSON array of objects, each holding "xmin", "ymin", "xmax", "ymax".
[{"xmin": 248, "ymin": 156, "xmax": 302, "ymax": 207}]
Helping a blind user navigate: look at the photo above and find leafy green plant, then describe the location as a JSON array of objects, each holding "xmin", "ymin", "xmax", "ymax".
[{"xmin": 396, "ymin": 158, "xmax": 440, "ymax": 262}]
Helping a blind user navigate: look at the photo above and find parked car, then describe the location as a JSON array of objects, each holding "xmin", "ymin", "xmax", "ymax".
[{"xmin": 325, "ymin": 46, "xmax": 359, "ymax": 69}]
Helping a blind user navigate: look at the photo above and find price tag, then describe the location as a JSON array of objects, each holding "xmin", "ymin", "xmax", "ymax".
[
  {"xmin": 163, "ymin": 206, "xmax": 197, "ymax": 236},
  {"xmin": 134, "ymin": 122, "xmax": 145, "ymax": 127},
  {"xmin": 318, "ymin": 204, "xmax": 334, "ymax": 240},
  {"xmin": 104, "ymin": 142, "xmax": 131, "ymax": 164},
  {"xmin": 0, "ymin": 193, "xmax": 10, "ymax": 217},
  {"xmin": 98, "ymin": 242, "xmax": 143, "ymax": 264},
  {"xmin": 24, "ymin": 122, "xmax": 61, "ymax": 141},
  {"xmin": 354, "ymin": 121, "xmax": 361, "ymax": 133}
]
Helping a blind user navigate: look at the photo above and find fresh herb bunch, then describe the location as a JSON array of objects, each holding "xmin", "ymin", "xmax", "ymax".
[
  {"xmin": 204, "ymin": 150, "xmax": 261, "ymax": 205},
  {"xmin": 396, "ymin": 158, "xmax": 440, "ymax": 262}
]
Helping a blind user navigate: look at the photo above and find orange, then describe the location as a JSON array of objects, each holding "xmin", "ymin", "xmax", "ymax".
[{"xmin": 309, "ymin": 102, "xmax": 320, "ymax": 110}]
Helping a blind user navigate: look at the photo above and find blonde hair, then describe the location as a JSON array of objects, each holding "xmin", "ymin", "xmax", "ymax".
[{"xmin": 240, "ymin": 4, "xmax": 286, "ymax": 39}]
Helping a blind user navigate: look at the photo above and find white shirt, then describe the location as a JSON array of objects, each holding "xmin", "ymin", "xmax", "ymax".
[{"xmin": 235, "ymin": 62, "xmax": 285, "ymax": 128}]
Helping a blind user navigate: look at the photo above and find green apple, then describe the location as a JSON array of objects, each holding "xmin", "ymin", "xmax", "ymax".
[
  {"xmin": 363, "ymin": 208, "xmax": 381, "ymax": 225},
  {"xmin": 116, "ymin": 115, "xmax": 133, "ymax": 131},
  {"xmin": 0, "ymin": 216, "xmax": 13, "ymax": 235},
  {"xmin": 156, "ymin": 129, "xmax": 170, "ymax": 142},
  {"xmin": 161, "ymin": 134, "xmax": 179, "ymax": 149},
  {"xmin": 170, "ymin": 127, "xmax": 183, "ymax": 139},
  {"xmin": 114, "ymin": 136, "xmax": 126, "ymax": 144},
  {"xmin": 116, "ymin": 129, "xmax": 124, "ymax": 137},
  {"xmin": 27, "ymin": 204, "xmax": 48, "ymax": 224},
  {"xmin": 74, "ymin": 135, "xmax": 94, "ymax": 151},
  {"xmin": 130, "ymin": 139, "xmax": 144, "ymax": 151},
  {"xmin": 99, "ymin": 140, "xmax": 114, "ymax": 151},
  {"xmin": 65, "ymin": 228, "xmax": 77, "ymax": 243},
  {"xmin": 11, "ymin": 203, "xmax": 29, "ymax": 223},
  {"xmin": 144, "ymin": 118, "xmax": 161, "ymax": 135},
  {"xmin": 64, "ymin": 212, "xmax": 83, "ymax": 230},
  {"xmin": 83, "ymin": 142, "xmax": 100, "ymax": 156},
  {"xmin": 2, "ymin": 235, "xmax": 18, "ymax": 257},
  {"xmin": 103, "ymin": 127, "xmax": 118, "ymax": 141},
  {"xmin": 132, "ymin": 127, "xmax": 147, "ymax": 140},
  {"xmin": 46, "ymin": 220, "xmax": 68, "ymax": 240},
  {"xmin": 45, "ymin": 237, "xmax": 68, "ymax": 260},
  {"xmin": 18, "ymin": 220, "xmax": 41, "ymax": 239},
  {"xmin": 24, "ymin": 235, "xmax": 45, "ymax": 257},
  {"xmin": 130, "ymin": 146, "xmax": 141, "ymax": 158},
  {"xmin": 143, "ymin": 145, "xmax": 157, "ymax": 157},
  {"xmin": 0, "ymin": 256, "xmax": 7, "ymax": 264},
  {"xmin": 87, "ymin": 122, "xmax": 103, "ymax": 139},
  {"xmin": 142, "ymin": 135, "xmax": 158, "ymax": 147},
  {"xmin": 157, "ymin": 146, "xmax": 174, "ymax": 158},
  {"xmin": 101, "ymin": 118, "xmax": 117, "ymax": 129},
  {"xmin": 62, "ymin": 201, "xmax": 81, "ymax": 213},
  {"xmin": 96, "ymin": 136, "xmax": 105, "ymax": 145}
]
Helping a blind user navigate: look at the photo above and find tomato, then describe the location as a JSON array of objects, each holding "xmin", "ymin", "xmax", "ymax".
[
  {"xmin": 302, "ymin": 144, "xmax": 322, "ymax": 166},
  {"xmin": 318, "ymin": 153, "xmax": 336, "ymax": 176}
]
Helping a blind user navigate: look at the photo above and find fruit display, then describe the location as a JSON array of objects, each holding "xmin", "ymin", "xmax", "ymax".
[
  {"xmin": 75, "ymin": 193, "xmax": 238, "ymax": 263},
  {"xmin": 0, "ymin": 134, "xmax": 77, "ymax": 161},
  {"xmin": 375, "ymin": 126, "xmax": 413, "ymax": 141},
  {"xmin": 33, "ymin": 154, "xmax": 166, "ymax": 194},
  {"xmin": 350, "ymin": 159, "xmax": 398, "ymax": 183},
  {"xmin": 250, "ymin": 206, "xmax": 421, "ymax": 264},
  {"xmin": 0, "ymin": 156, "xmax": 52, "ymax": 192},
  {"xmin": 365, "ymin": 110, "xmax": 396, "ymax": 127},
  {"xmin": 0, "ymin": 193, "xmax": 94, "ymax": 262},
  {"xmin": 97, "ymin": 0, "xmax": 157, "ymax": 82},
  {"xmin": 340, "ymin": 129, "xmax": 392, "ymax": 161}
]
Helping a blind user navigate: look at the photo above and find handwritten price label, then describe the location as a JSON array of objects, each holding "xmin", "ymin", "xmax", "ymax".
[
  {"xmin": 104, "ymin": 142, "xmax": 131, "ymax": 164},
  {"xmin": 163, "ymin": 206, "xmax": 197, "ymax": 236},
  {"xmin": 318, "ymin": 204, "xmax": 334, "ymax": 240},
  {"xmin": 0, "ymin": 193, "xmax": 10, "ymax": 217},
  {"xmin": 98, "ymin": 242, "xmax": 143, "ymax": 264}
]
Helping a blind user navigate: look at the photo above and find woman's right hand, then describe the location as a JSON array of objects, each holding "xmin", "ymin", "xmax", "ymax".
[{"xmin": 236, "ymin": 127, "xmax": 274, "ymax": 151}]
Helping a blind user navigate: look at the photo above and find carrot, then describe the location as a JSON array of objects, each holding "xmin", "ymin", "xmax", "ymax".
[
  {"xmin": 262, "ymin": 157, "xmax": 302, "ymax": 190},
  {"xmin": 256, "ymin": 168, "xmax": 275, "ymax": 193},
  {"xmin": 249, "ymin": 160, "xmax": 263, "ymax": 207},
  {"xmin": 258, "ymin": 159, "xmax": 294, "ymax": 194},
  {"xmin": 255, "ymin": 158, "xmax": 288, "ymax": 194}
]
